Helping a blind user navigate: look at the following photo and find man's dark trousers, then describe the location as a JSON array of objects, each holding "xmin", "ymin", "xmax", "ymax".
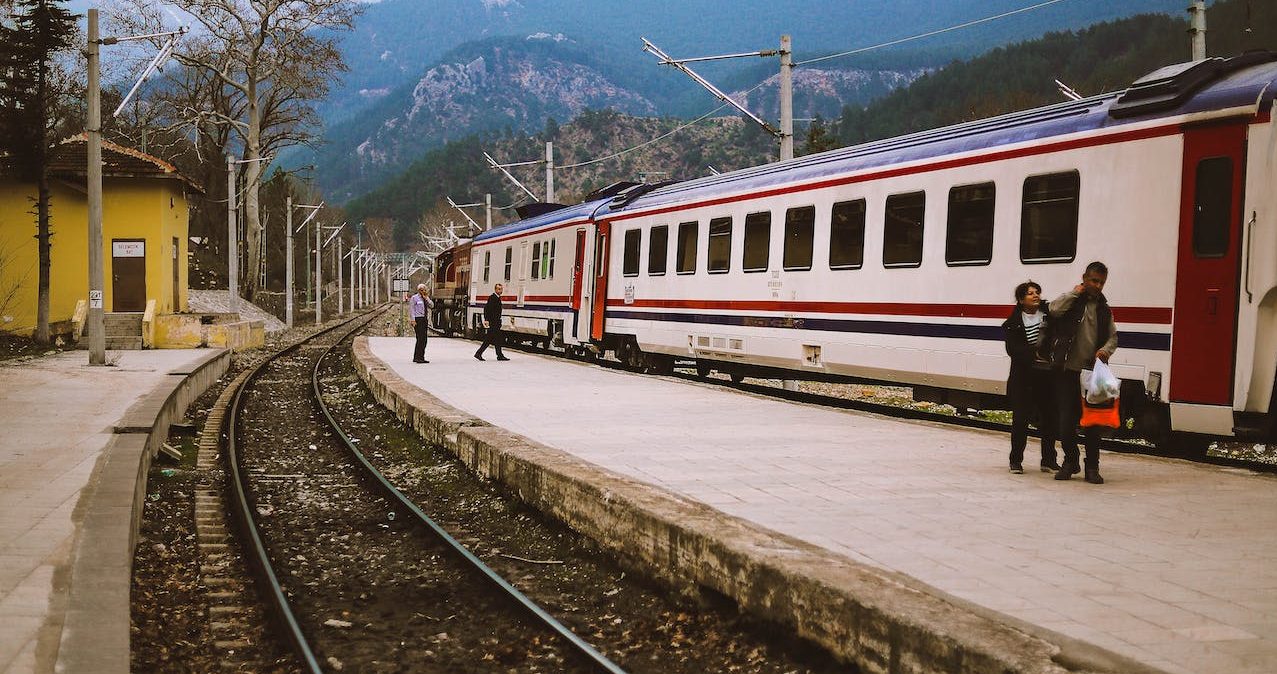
[
  {"xmin": 413, "ymin": 317, "xmax": 429, "ymax": 361},
  {"xmin": 1053, "ymin": 369, "xmax": 1102, "ymax": 470},
  {"xmin": 475, "ymin": 326, "xmax": 504, "ymax": 359}
]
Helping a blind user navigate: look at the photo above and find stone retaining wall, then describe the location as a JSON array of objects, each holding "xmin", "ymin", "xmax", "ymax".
[{"xmin": 57, "ymin": 349, "xmax": 231, "ymax": 674}]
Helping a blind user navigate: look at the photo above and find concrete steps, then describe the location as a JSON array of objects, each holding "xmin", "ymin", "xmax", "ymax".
[{"xmin": 80, "ymin": 312, "xmax": 145, "ymax": 350}]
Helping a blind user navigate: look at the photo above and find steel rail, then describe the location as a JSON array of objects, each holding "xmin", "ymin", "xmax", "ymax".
[
  {"xmin": 311, "ymin": 327, "xmax": 629, "ymax": 674},
  {"xmin": 225, "ymin": 307, "xmax": 388, "ymax": 674}
]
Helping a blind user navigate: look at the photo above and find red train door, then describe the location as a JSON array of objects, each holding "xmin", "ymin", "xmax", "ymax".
[
  {"xmin": 1169, "ymin": 122, "xmax": 1247, "ymax": 405},
  {"xmin": 591, "ymin": 222, "xmax": 610, "ymax": 340}
]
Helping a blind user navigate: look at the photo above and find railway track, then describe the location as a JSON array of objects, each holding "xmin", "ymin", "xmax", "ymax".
[{"xmin": 224, "ymin": 310, "xmax": 626, "ymax": 673}]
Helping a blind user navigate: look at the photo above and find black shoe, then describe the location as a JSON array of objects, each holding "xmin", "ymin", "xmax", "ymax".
[
  {"xmin": 413, "ymin": 359, "xmax": 426, "ymax": 363},
  {"xmin": 496, "ymin": 356, "xmax": 510, "ymax": 361},
  {"xmin": 474, "ymin": 354, "xmax": 485, "ymax": 361},
  {"xmin": 1084, "ymin": 468, "xmax": 1105, "ymax": 485},
  {"xmin": 1054, "ymin": 465, "xmax": 1073, "ymax": 481},
  {"xmin": 1009, "ymin": 464, "xmax": 1024, "ymax": 474},
  {"xmin": 1040, "ymin": 461, "xmax": 1060, "ymax": 473}
]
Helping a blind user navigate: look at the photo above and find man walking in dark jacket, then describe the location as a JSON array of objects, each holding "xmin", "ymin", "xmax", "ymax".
[
  {"xmin": 474, "ymin": 283, "xmax": 509, "ymax": 361},
  {"xmin": 1046, "ymin": 262, "xmax": 1118, "ymax": 484}
]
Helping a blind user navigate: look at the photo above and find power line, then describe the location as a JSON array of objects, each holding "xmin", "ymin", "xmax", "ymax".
[{"xmin": 797, "ymin": 0, "xmax": 1074, "ymax": 66}]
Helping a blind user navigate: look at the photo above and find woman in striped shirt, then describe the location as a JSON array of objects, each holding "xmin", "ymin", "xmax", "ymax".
[{"xmin": 1001, "ymin": 281, "xmax": 1059, "ymax": 474}]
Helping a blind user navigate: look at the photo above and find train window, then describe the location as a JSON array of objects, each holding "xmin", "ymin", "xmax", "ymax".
[
  {"xmin": 483, "ymin": 250, "xmax": 490, "ymax": 284},
  {"xmin": 503, "ymin": 246, "xmax": 512, "ymax": 281},
  {"xmin": 1193, "ymin": 157, "xmax": 1232, "ymax": 258},
  {"xmin": 708, "ymin": 217, "xmax": 732, "ymax": 273},
  {"xmin": 547, "ymin": 239, "xmax": 555, "ymax": 278},
  {"xmin": 1020, "ymin": 171, "xmax": 1079, "ymax": 263},
  {"xmin": 784, "ymin": 206, "xmax": 815, "ymax": 271},
  {"xmin": 883, "ymin": 191, "xmax": 926, "ymax": 268},
  {"xmin": 649, "ymin": 225, "xmax": 668, "ymax": 275},
  {"xmin": 830, "ymin": 199, "xmax": 866, "ymax": 269},
  {"xmin": 677, "ymin": 221, "xmax": 698, "ymax": 274},
  {"xmin": 946, "ymin": 182, "xmax": 996, "ymax": 266},
  {"xmin": 742, "ymin": 212, "xmax": 770, "ymax": 272},
  {"xmin": 531, "ymin": 242, "xmax": 542, "ymax": 279},
  {"xmin": 623, "ymin": 229, "xmax": 641, "ymax": 276}
]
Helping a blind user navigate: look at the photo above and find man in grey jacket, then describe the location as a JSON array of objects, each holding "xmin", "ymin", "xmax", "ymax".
[{"xmin": 1046, "ymin": 261, "xmax": 1118, "ymax": 484}]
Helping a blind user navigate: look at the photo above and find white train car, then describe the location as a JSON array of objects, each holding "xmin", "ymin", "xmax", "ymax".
[
  {"xmin": 461, "ymin": 54, "xmax": 1277, "ymax": 447},
  {"xmin": 593, "ymin": 54, "xmax": 1277, "ymax": 446}
]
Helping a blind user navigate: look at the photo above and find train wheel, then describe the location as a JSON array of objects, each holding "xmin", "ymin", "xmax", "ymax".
[
  {"xmin": 695, "ymin": 361, "xmax": 712, "ymax": 378},
  {"xmin": 730, "ymin": 371, "xmax": 745, "ymax": 384}
]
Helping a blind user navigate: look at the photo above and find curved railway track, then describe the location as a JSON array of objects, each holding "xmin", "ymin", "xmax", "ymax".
[{"xmin": 224, "ymin": 310, "xmax": 626, "ymax": 673}]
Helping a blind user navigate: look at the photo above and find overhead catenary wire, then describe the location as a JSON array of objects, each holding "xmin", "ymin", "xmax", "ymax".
[
  {"xmin": 797, "ymin": 0, "xmax": 1074, "ymax": 66},
  {"xmin": 497, "ymin": 0, "xmax": 1075, "ymax": 179}
]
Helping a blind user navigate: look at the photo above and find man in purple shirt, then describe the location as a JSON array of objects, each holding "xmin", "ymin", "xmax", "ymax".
[{"xmin": 410, "ymin": 284, "xmax": 434, "ymax": 363}]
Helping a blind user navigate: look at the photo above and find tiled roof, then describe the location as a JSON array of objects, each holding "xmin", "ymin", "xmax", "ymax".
[{"xmin": 2, "ymin": 134, "xmax": 201, "ymax": 192}]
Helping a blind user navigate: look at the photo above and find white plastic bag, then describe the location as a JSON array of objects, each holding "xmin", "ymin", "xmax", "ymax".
[{"xmin": 1081, "ymin": 359, "xmax": 1121, "ymax": 404}]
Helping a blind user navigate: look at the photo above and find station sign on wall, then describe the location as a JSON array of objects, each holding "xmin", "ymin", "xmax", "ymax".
[{"xmin": 112, "ymin": 241, "xmax": 145, "ymax": 257}]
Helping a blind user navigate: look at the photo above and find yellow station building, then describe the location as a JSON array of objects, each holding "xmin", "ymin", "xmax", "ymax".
[{"xmin": 0, "ymin": 136, "xmax": 195, "ymax": 342}]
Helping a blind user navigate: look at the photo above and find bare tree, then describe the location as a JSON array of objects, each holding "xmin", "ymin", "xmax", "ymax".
[{"xmin": 109, "ymin": 0, "xmax": 358, "ymax": 300}]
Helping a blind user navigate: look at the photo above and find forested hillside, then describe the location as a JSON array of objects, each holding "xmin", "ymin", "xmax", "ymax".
[{"xmin": 828, "ymin": 0, "xmax": 1274, "ymax": 146}]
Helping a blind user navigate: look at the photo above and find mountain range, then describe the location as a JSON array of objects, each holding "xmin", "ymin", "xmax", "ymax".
[{"xmin": 302, "ymin": 0, "xmax": 1190, "ymax": 201}]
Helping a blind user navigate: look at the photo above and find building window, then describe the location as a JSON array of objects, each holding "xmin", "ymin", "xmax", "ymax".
[
  {"xmin": 623, "ymin": 229, "xmax": 641, "ymax": 276},
  {"xmin": 531, "ymin": 241, "xmax": 542, "ymax": 279},
  {"xmin": 483, "ymin": 250, "xmax": 490, "ymax": 283},
  {"xmin": 742, "ymin": 211, "xmax": 770, "ymax": 272},
  {"xmin": 677, "ymin": 221, "xmax": 698, "ymax": 274},
  {"xmin": 884, "ymin": 191, "xmax": 926, "ymax": 268},
  {"xmin": 946, "ymin": 182, "xmax": 996, "ymax": 266},
  {"xmin": 649, "ymin": 225, "xmax": 668, "ymax": 275},
  {"xmin": 504, "ymin": 246, "xmax": 512, "ymax": 281},
  {"xmin": 783, "ymin": 205, "xmax": 815, "ymax": 271},
  {"xmin": 1020, "ymin": 171, "xmax": 1079, "ymax": 263},
  {"xmin": 707, "ymin": 216, "xmax": 731, "ymax": 273},
  {"xmin": 1193, "ymin": 157, "xmax": 1232, "ymax": 258},
  {"xmin": 830, "ymin": 199, "xmax": 865, "ymax": 269}
]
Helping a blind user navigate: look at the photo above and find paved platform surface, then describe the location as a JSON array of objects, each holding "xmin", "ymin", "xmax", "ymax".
[
  {"xmin": 0, "ymin": 348, "xmax": 212, "ymax": 673},
  {"xmin": 370, "ymin": 336, "xmax": 1277, "ymax": 674}
]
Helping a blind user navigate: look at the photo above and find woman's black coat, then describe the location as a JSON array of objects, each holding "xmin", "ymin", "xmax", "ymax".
[{"xmin": 1002, "ymin": 303, "xmax": 1048, "ymax": 401}]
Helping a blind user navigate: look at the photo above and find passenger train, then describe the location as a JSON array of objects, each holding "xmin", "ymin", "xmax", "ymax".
[{"xmin": 443, "ymin": 53, "xmax": 1277, "ymax": 450}]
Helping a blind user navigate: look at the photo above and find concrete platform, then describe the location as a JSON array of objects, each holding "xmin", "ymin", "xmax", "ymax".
[
  {"xmin": 360, "ymin": 335, "xmax": 1277, "ymax": 674},
  {"xmin": 0, "ymin": 348, "xmax": 229, "ymax": 674}
]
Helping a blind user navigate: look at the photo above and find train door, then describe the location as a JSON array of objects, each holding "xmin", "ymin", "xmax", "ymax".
[
  {"xmin": 1169, "ymin": 122, "xmax": 1247, "ymax": 408},
  {"xmin": 591, "ymin": 221, "xmax": 611, "ymax": 340},
  {"xmin": 570, "ymin": 229, "xmax": 587, "ymax": 341}
]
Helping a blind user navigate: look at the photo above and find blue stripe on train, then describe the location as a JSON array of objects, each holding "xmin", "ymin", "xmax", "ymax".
[{"xmin": 604, "ymin": 309, "xmax": 1171, "ymax": 351}]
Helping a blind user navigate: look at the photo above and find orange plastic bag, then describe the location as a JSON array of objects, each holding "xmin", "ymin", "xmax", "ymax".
[{"xmin": 1080, "ymin": 396, "xmax": 1120, "ymax": 428}]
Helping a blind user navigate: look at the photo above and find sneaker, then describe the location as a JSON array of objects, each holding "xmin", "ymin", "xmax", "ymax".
[
  {"xmin": 1040, "ymin": 461, "xmax": 1060, "ymax": 473},
  {"xmin": 1054, "ymin": 465, "xmax": 1073, "ymax": 481},
  {"xmin": 474, "ymin": 354, "xmax": 485, "ymax": 361},
  {"xmin": 1009, "ymin": 464, "xmax": 1024, "ymax": 474},
  {"xmin": 496, "ymin": 356, "xmax": 510, "ymax": 361},
  {"xmin": 1084, "ymin": 469, "xmax": 1105, "ymax": 485}
]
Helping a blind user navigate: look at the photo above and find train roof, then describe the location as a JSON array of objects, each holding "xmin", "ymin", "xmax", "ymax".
[
  {"xmin": 472, "ymin": 198, "xmax": 611, "ymax": 243},
  {"xmin": 617, "ymin": 53, "xmax": 1277, "ymax": 215}
]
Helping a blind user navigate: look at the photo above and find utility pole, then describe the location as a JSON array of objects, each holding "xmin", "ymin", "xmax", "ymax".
[
  {"xmin": 1189, "ymin": 0, "xmax": 1207, "ymax": 61},
  {"xmin": 486, "ymin": 193, "xmax": 492, "ymax": 231},
  {"xmin": 86, "ymin": 10, "xmax": 105, "ymax": 364},
  {"xmin": 286, "ymin": 196, "xmax": 293, "ymax": 327},
  {"xmin": 545, "ymin": 142, "xmax": 555, "ymax": 202},
  {"xmin": 336, "ymin": 237, "xmax": 343, "ymax": 315},
  {"xmin": 779, "ymin": 35, "xmax": 794, "ymax": 161},
  {"xmin": 85, "ymin": 13, "xmax": 182, "ymax": 364},
  {"xmin": 314, "ymin": 212, "xmax": 322, "ymax": 323},
  {"xmin": 227, "ymin": 157, "xmax": 238, "ymax": 312}
]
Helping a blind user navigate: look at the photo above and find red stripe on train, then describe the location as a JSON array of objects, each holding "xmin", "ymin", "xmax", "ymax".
[{"xmin": 604, "ymin": 298, "xmax": 1171, "ymax": 324}]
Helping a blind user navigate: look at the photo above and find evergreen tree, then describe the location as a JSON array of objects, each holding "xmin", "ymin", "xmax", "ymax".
[
  {"xmin": 801, "ymin": 115, "xmax": 840, "ymax": 156},
  {"xmin": 0, "ymin": 0, "xmax": 78, "ymax": 343}
]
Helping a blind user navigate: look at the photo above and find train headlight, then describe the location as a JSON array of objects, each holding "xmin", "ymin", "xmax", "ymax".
[{"xmin": 1146, "ymin": 371, "xmax": 1163, "ymax": 400}]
